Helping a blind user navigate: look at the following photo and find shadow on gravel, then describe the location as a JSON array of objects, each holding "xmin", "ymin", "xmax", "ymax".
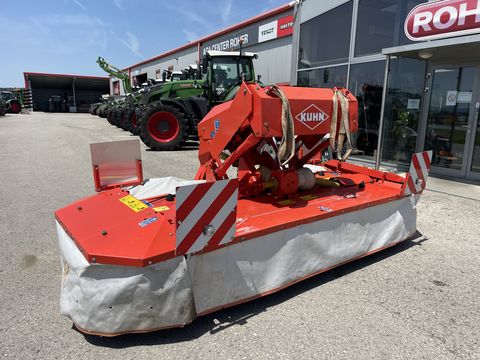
[
  {"xmin": 144, "ymin": 141, "xmax": 199, "ymax": 152},
  {"xmin": 83, "ymin": 230, "xmax": 426, "ymax": 348}
]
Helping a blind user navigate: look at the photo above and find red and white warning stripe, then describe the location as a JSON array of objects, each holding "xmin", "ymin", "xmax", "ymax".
[
  {"xmin": 175, "ymin": 179, "xmax": 238, "ymax": 256},
  {"xmin": 404, "ymin": 151, "xmax": 433, "ymax": 196}
]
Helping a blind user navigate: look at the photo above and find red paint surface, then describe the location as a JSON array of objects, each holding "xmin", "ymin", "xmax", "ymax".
[
  {"xmin": 277, "ymin": 14, "xmax": 294, "ymax": 37},
  {"xmin": 55, "ymin": 171, "xmax": 404, "ymax": 268}
]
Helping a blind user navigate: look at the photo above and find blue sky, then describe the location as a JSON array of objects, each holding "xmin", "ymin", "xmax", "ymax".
[{"xmin": 0, "ymin": 0, "xmax": 287, "ymax": 87}]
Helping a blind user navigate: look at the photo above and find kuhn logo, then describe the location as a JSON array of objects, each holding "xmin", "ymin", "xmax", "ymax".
[
  {"xmin": 295, "ymin": 104, "xmax": 329, "ymax": 130},
  {"xmin": 405, "ymin": 0, "xmax": 480, "ymax": 41}
]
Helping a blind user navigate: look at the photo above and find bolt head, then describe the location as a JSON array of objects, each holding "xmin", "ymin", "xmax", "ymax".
[{"xmin": 203, "ymin": 225, "xmax": 215, "ymax": 237}]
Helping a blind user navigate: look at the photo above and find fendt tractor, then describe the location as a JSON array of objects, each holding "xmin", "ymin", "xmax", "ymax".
[
  {"xmin": 96, "ymin": 57, "xmax": 132, "ymax": 126},
  {"xmin": 116, "ymin": 65, "xmax": 200, "ymax": 135},
  {"xmin": 0, "ymin": 90, "xmax": 22, "ymax": 114},
  {"xmin": 137, "ymin": 50, "xmax": 258, "ymax": 150},
  {"xmin": 96, "ymin": 57, "xmax": 183, "ymax": 134},
  {"xmin": 89, "ymin": 96, "xmax": 108, "ymax": 115}
]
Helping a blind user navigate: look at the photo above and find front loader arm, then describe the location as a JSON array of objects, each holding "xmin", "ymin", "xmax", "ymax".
[{"xmin": 96, "ymin": 56, "xmax": 132, "ymax": 94}]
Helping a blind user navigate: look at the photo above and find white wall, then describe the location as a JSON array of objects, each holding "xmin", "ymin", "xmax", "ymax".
[
  {"xmin": 248, "ymin": 36, "xmax": 292, "ymax": 85},
  {"xmin": 130, "ymin": 46, "xmax": 199, "ymax": 81}
]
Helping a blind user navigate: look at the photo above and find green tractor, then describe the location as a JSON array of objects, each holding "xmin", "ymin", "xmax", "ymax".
[
  {"xmin": 0, "ymin": 90, "xmax": 22, "ymax": 114},
  {"xmin": 108, "ymin": 67, "xmax": 199, "ymax": 135},
  {"xmin": 89, "ymin": 96, "xmax": 108, "ymax": 115},
  {"xmin": 137, "ymin": 50, "xmax": 257, "ymax": 150},
  {"xmin": 97, "ymin": 95, "xmax": 120, "ymax": 118}
]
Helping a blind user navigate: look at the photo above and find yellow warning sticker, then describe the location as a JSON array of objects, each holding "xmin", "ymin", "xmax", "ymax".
[
  {"xmin": 299, "ymin": 194, "xmax": 319, "ymax": 201},
  {"xmin": 119, "ymin": 195, "xmax": 148, "ymax": 212},
  {"xmin": 277, "ymin": 199, "xmax": 295, "ymax": 206},
  {"xmin": 153, "ymin": 206, "xmax": 170, "ymax": 212}
]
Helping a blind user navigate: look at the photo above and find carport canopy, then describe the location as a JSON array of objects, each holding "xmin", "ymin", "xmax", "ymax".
[
  {"xmin": 23, "ymin": 72, "xmax": 109, "ymax": 108},
  {"xmin": 24, "ymin": 72, "xmax": 108, "ymax": 91}
]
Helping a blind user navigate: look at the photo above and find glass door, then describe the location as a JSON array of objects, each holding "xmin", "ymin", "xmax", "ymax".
[
  {"xmin": 420, "ymin": 65, "xmax": 480, "ymax": 177},
  {"xmin": 467, "ymin": 102, "xmax": 480, "ymax": 179}
]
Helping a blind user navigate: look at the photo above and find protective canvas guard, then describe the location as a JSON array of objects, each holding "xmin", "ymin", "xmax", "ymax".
[{"xmin": 57, "ymin": 177, "xmax": 419, "ymax": 336}]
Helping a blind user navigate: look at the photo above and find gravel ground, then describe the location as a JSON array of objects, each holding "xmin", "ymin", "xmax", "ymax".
[{"xmin": 0, "ymin": 112, "xmax": 479, "ymax": 360}]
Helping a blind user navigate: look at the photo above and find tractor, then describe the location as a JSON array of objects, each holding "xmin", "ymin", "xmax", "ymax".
[
  {"xmin": 137, "ymin": 50, "xmax": 257, "ymax": 150},
  {"xmin": 0, "ymin": 90, "xmax": 22, "ymax": 114},
  {"xmin": 48, "ymin": 95, "xmax": 67, "ymax": 112},
  {"xmin": 108, "ymin": 68, "xmax": 199, "ymax": 134}
]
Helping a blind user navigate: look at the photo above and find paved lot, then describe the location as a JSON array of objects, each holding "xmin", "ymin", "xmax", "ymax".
[{"xmin": 0, "ymin": 112, "xmax": 479, "ymax": 360}]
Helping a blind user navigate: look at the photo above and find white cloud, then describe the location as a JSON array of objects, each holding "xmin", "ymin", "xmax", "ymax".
[
  {"xmin": 162, "ymin": 3, "xmax": 211, "ymax": 29},
  {"xmin": 0, "ymin": 14, "xmax": 110, "ymax": 55},
  {"xmin": 32, "ymin": 14, "xmax": 106, "ymax": 27},
  {"xmin": 72, "ymin": 0, "xmax": 87, "ymax": 11},
  {"xmin": 120, "ymin": 31, "xmax": 142, "ymax": 57},
  {"xmin": 221, "ymin": 0, "xmax": 233, "ymax": 24},
  {"xmin": 113, "ymin": 0, "xmax": 126, "ymax": 10}
]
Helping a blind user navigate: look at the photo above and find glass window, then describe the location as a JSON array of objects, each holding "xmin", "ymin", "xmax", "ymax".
[
  {"xmin": 381, "ymin": 58, "xmax": 427, "ymax": 164},
  {"xmin": 355, "ymin": 0, "xmax": 423, "ymax": 57},
  {"xmin": 298, "ymin": 2, "xmax": 353, "ymax": 69},
  {"xmin": 348, "ymin": 61, "xmax": 385, "ymax": 159},
  {"xmin": 210, "ymin": 57, "xmax": 253, "ymax": 99},
  {"xmin": 297, "ymin": 66, "xmax": 348, "ymax": 88}
]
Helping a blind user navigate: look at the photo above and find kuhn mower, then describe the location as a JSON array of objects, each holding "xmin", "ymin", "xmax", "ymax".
[{"xmin": 55, "ymin": 80, "xmax": 432, "ymax": 336}]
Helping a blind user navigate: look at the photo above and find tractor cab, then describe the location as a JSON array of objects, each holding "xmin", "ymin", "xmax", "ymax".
[
  {"xmin": 202, "ymin": 50, "xmax": 257, "ymax": 105},
  {"xmin": 0, "ymin": 91, "xmax": 13, "ymax": 101}
]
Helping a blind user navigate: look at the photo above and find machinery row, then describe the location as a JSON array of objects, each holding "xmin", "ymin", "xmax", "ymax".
[{"xmin": 90, "ymin": 51, "xmax": 263, "ymax": 150}]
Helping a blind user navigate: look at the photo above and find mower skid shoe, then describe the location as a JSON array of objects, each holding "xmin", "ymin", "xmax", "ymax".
[{"xmin": 58, "ymin": 222, "xmax": 196, "ymax": 336}]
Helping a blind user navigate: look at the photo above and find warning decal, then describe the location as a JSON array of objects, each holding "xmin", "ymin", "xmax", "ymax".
[{"xmin": 119, "ymin": 195, "xmax": 148, "ymax": 212}]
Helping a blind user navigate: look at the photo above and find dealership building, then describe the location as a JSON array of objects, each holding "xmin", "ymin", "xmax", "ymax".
[
  {"xmin": 112, "ymin": 4, "xmax": 294, "ymax": 95},
  {"xmin": 115, "ymin": 0, "xmax": 480, "ymax": 180}
]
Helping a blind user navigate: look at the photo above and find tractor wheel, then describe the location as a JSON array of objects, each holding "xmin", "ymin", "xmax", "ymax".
[
  {"xmin": 112, "ymin": 109, "xmax": 123, "ymax": 127},
  {"xmin": 106, "ymin": 109, "xmax": 116, "ymax": 125},
  {"xmin": 139, "ymin": 103, "xmax": 188, "ymax": 150},
  {"xmin": 124, "ymin": 108, "xmax": 139, "ymax": 135},
  {"xmin": 8, "ymin": 101, "xmax": 21, "ymax": 114},
  {"xmin": 117, "ymin": 110, "xmax": 128, "ymax": 130}
]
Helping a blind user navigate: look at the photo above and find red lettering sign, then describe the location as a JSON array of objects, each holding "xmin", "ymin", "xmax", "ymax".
[
  {"xmin": 277, "ymin": 15, "xmax": 294, "ymax": 38},
  {"xmin": 405, "ymin": 0, "xmax": 480, "ymax": 41}
]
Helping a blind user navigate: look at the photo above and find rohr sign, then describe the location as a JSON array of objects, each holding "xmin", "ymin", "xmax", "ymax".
[{"xmin": 405, "ymin": 0, "xmax": 480, "ymax": 41}]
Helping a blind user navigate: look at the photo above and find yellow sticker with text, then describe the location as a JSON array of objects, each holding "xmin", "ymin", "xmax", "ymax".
[
  {"xmin": 119, "ymin": 195, "xmax": 148, "ymax": 212},
  {"xmin": 153, "ymin": 206, "xmax": 170, "ymax": 212}
]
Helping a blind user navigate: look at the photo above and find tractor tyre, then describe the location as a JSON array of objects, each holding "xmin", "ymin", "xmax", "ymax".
[
  {"xmin": 139, "ymin": 102, "xmax": 188, "ymax": 150},
  {"xmin": 8, "ymin": 100, "xmax": 21, "ymax": 114},
  {"xmin": 117, "ymin": 110, "xmax": 129, "ymax": 130},
  {"xmin": 106, "ymin": 109, "xmax": 116, "ymax": 125},
  {"xmin": 115, "ymin": 109, "xmax": 125, "ymax": 130},
  {"xmin": 124, "ymin": 108, "xmax": 139, "ymax": 135},
  {"xmin": 112, "ymin": 109, "xmax": 123, "ymax": 127}
]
